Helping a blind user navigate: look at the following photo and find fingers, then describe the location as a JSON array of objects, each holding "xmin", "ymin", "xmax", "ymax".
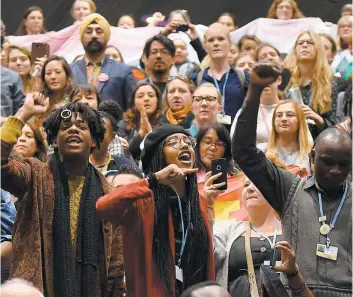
[
  {"xmin": 205, "ymin": 172, "xmax": 222, "ymax": 186},
  {"xmin": 204, "ymin": 171, "xmax": 212, "ymax": 183},
  {"xmin": 182, "ymin": 168, "xmax": 199, "ymax": 175},
  {"xmin": 271, "ymin": 265, "xmax": 287, "ymax": 273}
]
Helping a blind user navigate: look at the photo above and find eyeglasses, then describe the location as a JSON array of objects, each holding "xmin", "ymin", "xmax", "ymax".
[
  {"xmin": 201, "ymin": 139, "xmax": 226, "ymax": 149},
  {"xmin": 166, "ymin": 136, "xmax": 196, "ymax": 149},
  {"xmin": 192, "ymin": 96, "xmax": 218, "ymax": 104},
  {"xmin": 297, "ymin": 39, "xmax": 314, "ymax": 46},
  {"xmin": 150, "ymin": 49, "xmax": 171, "ymax": 56},
  {"xmin": 168, "ymin": 75, "xmax": 192, "ymax": 83}
]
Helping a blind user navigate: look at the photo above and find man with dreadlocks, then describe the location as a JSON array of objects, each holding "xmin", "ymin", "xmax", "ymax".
[
  {"xmin": 97, "ymin": 124, "xmax": 224, "ymax": 297},
  {"xmin": 0, "ymin": 92, "xmax": 124, "ymax": 297}
]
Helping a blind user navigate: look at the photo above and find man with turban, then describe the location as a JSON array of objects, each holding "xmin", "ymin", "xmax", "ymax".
[{"xmin": 71, "ymin": 13, "xmax": 136, "ymax": 112}]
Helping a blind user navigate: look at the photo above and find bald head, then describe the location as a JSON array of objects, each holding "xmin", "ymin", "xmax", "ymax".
[
  {"xmin": 180, "ymin": 281, "xmax": 231, "ymax": 297},
  {"xmin": 191, "ymin": 286, "xmax": 231, "ymax": 297},
  {"xmin": 1, "ymin": 278, "xmax": 43, "ymax": 297},
  {"xmin": 312, "ymin": 127, "xmax": 352, "ymax": 192}
]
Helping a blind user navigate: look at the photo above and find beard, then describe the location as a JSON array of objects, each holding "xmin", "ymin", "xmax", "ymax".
[{"xmin": 84, "ymin": 40, "xmax": 105, "ymax": 54}]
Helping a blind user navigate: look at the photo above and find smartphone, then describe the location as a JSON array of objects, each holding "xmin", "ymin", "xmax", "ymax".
[
  {"xmin": 270, "ymin": 245, "xmax": 277, "ymax": 267},
  {"xmin": 31, "ymin": 42, "xmax": 50, "ymax": 64},
  {"xmin": 211, "ymin": 158, "xmax": 227, "ymax": 191},
  {"xmin": 176, "ymin": 24, "xmax": 189, "ymax": 32}
]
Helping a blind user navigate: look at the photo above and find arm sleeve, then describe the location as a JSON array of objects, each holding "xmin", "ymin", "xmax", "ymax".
[
  {"xmin": 123, "ymin": 69, "xmax": 137, "ymax": 111},
  {"xmin": 232, "ymin": 86, "xmax": 296, "ymax": 215},
  {"xmin": 96, "ymin": 179, "xmax": 153, "ymax": 225},
  {"xmin": 129, "ymin": 133, "xmax": 144, "ymax": 160},
  {"xmin": 190, "ymin": 38, "xmax": 207, "ymax": 63},
  {"xmin": 1, "ymin": 117, "xmax": 32, "ymax": 198},
  {"xmin": 1, "ymin": 189, "xmax": 16, "ymax": 242},
  {"xmin": 11, "ymin": 75, "xmax": 25, "ymax": 115}
]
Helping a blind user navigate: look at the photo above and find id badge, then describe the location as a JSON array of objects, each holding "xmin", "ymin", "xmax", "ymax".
[
  {"xmin": 316, "ymin": 244, "xmax": 338, "ymax": 261},
  {"xmin": 217, "ymin": 113, "xmax": 231, "ymax": 125},
  {"xmin": 175, "ymin": 265, "xmax": 183, "ymax": 283}
]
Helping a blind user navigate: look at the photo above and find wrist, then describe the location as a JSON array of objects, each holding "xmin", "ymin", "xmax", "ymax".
[
  {"xmin": 285, "ymin": 264, "xmax": 299, "ymax": 278},
  {"xmin": 146, "ymin": 173, "xmax": 159, "ymax": 189},
  {"xmin": 315, "ymin": 115, "xmax": 325, "ymax": 126},
  {"xmin": 15, "ymin": 108, "xmax": 31, "ymax": 122}
]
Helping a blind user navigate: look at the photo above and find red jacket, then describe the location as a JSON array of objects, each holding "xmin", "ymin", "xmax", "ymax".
[{"xmin": 96, "ymin": 178, "xmax": 215, "ymax": 297}]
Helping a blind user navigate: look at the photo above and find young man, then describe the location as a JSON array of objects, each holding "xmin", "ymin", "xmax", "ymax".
[
  {"xmin": 233, "ymin": 62, "xmax": 352, "ymax": 297},
  {"xmin": 1, "ymin": 93, "xmax": 124, "ymax": 297},
  {"xmin": 70, "ymin": 13, "xmax": 136, "ymax": 111}
]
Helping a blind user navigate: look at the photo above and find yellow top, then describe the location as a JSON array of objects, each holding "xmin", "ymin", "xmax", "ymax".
[
  {"xmin": 0, "ymin": 116, "xmax": 25, "ymax": 144},
  {"xmin": 68, "ymin": 176, "xmax": 85, "ymax": 250}
]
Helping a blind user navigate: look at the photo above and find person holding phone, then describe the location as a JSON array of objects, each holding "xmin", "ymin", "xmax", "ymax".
[
  {"xmin": 96, "ymin": 124, "xmax": 224, "ymax": 297},
  {"xmin": 284, "ymin": 31, "xmax": 340, "ymax": 139},
  {"xmin": 195, "ymin": 123, "xmax": 237, "ymax": 183},
  {"xmin": 233, "ymin": 62, "xmax": 352, "ymax": 297}
]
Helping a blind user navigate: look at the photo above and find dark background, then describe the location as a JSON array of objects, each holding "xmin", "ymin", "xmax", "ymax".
[{"xmin": 2, "ymin": 0, "xmax": 350, "ymax": 35}]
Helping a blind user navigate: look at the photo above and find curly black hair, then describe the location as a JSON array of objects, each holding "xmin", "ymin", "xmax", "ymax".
[{"xmin": 43, "ymin": 102, "xmax": 105, "ymax": 150}]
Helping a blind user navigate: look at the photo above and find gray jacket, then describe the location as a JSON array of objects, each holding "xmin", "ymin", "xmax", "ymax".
[
  {"xmin": 213, "ymin": 221, "xmax": 246, "ymax": 289},
  {"xmin": 1, "ymin": 66, "xmax": 25, "ymax": 117}
]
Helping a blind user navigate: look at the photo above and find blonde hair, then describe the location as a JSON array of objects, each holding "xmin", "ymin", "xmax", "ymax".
[
  {"xmin": 337, "ymin": 15, "xmax": 353, "ymax": 50},
  {"xmin": 200, "ymin": 55, "xmax": 211, "ymax": 70},
  {"xmin": 72, "ymin": 0, "xmax": 96, "ymax": 13},
  {"xmin": 284, "ymin": 30, "xmax": 333, "ymax": 114},
  {"xmin": 194, "ymin": 82, "xmax": 222, "ymax": 103},
  {"xmin": 267, "ymin": 100, "xmax": 312, "ymax": 161},
  {"xmin": 267, "ymin": 0, "xmax": 305, "ymax": 19},
  {"xmin": 204, "ymin": 22, "xmax": 232, "ymax": 44}
]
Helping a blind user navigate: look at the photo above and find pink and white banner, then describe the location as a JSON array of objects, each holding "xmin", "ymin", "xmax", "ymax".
[{"xmin": 7, "ymin": 17, "xmax": 337, "ymax": 65}]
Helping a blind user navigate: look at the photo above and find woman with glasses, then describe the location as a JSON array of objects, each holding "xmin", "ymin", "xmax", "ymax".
[
  {"xmin": 284, "ymin": 31, "xmax": 340, "ymax": 139},
  {"xmin": 96, "ymin": 124, "xmax": 222, "ymax": 296},
  {"xmin": 267, "ymin": 0, "xmax": 304, "ymax": 20},
  {"xmin": 266, "ymin": 100, "xmax": 312, "ymax": 175},
  {"xmin": 195, "ymin": 123, "xmax": 237, "ymax": 182},
  {"xmin": 188, "ymin": 83, "xmax": 223, "ymax": 136},
  {"xmin": 118, "ymin": 82, "xmax": 162, "ymax": 161},
  {"xmin": 161, "ymin": 76, "xmax": 196, "ymax": 129}
]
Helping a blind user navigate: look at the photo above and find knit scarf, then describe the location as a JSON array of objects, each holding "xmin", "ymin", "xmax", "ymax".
[
  {"xmin": 52, "ymin": 149, "xmax": 103, "ymax": 297},
  {"xmin": 166, "ymin": 105, "xmax": 192, "ymax": 125}
]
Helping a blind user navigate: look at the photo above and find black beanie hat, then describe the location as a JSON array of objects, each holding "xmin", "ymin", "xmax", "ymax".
[{"xmin": 140, "ymin": 124, "xmax": 191, "ymax": 170}]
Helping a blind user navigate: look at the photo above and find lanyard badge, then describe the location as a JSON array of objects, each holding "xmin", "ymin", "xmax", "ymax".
[{"xmin": 316, "ymin": 182, "xmax": 348, "ymax": 260}]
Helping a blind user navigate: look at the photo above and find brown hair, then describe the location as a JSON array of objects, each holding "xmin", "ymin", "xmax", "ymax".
[
  {"xmin": 254, "ymin": 42, "xmax": 281, "ymax": 61},
  {"xmin": 318, "ymin": 33, "xmax": 337, "ymax": 57},
  {"xmin": 16, "ymin": 6, "xmax": 47, "ymax": 36},
  {"xmin": 69, "ymin": 84, "xmax": 101, "ymax": 107},
  {"xmin": 267, "ymin": 0, "xmax": 305, "ymax": 19},
  {"xmin": 6, "ymin": 45, "xmax": 39, "ymax": 94},
  {"xmin": 163, "ymin": 77, "xmax": 196, "ymax": 112},
  {"xmin": 234, "ymin": 52, "xmax": 256, "ymax": 66},
  {"xmin": 41, "ymin": 55, "xmax": 74, "ymax": 99},
  {"xmin": 123, "ymin": 82, "xmax": 162, "ymax": 131},
  {"xmin": 25, "ymin": 122, "xmax": 47, "ymax": 162},
  {"xmin": 237, "ymin": 35, "xmax": 261, "ymax": 52},
  {"xmin": 106, "ymin": 45, "xmax": 124, "ymax": 62}
]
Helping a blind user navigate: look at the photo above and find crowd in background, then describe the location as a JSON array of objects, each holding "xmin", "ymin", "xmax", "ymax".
[{"xmin": 0, "ymin": 0, "xmax": 352, "ymax": 297}]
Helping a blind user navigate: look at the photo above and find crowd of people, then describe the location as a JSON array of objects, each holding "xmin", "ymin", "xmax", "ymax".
[{"xmin": 0, "ymin": 0, "xmax": 352, "ymax": 297}]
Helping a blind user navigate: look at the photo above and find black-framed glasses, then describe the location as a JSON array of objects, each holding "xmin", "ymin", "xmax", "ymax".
[
  {"xmin": 166, "ymin": 135, "xmax": 196, "ymax": 149},
  {"xmin": 150, "ymin": 48, "xmax": 171, "ymax": 56},
  {"xmin": 192, "ymin": 96, "xmax": 218, "ymax": 104},
  {"xmin": 201, "ymin": 139, "xmax": 226, "ymax": 149}
]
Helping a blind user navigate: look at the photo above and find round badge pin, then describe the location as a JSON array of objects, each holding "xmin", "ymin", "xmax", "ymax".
[
  {"xmin": 320, "ymin": 223, "xmax": 331, "ymax": 236},
  {"xmin": 98, "ymin": 73, "xmax": 109, "ymax": 82}
]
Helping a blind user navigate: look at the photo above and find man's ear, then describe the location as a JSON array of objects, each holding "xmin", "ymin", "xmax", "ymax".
[
  {"xmin": 91, "ymin": 141, "xmax": 96, "ymax": 149},
  {"xmin": 52, "ymin": 139, "xmax": 58, "ymax": 148}
]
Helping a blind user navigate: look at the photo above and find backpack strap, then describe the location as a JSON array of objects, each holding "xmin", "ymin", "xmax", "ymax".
[{"xmin": 196, "ymin": 69, "xmax": 205, "ymax": 86}]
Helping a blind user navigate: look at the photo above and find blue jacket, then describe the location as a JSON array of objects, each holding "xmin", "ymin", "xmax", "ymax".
[
  {"xmin": 1, "ymin": 189, "xmax": 16, "ymax": 242},
  {"xmin": 70, "ymin": 57, "xmax": 137, "ymax": 111},
  {"xmin": 1, "ymin": 66, "xmax": 25, "ymax": 117}
]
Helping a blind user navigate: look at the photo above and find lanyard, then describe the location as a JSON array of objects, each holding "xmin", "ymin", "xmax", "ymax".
[
  {"xmin": 318, "ymin": 182, "xmax": 348, "ymax": 246},
  {"xmin": 176, "ymin": 192, "xmax": 191, "ymax": 266},
  {"xmin": 251, "ymin": 220, "xmax": 280, "ymax": 249},
  {"xmin": 259, "ymin": 105, "xmax": 271, "ymax": 138},
  {"xmin": 211, "ymin": 69, "xmax": 230, "ymax": 114}
]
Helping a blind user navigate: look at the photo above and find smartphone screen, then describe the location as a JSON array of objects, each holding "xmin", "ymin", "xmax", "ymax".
[{"xmin": 211, "ymin": 158, "xmax": 228, "ymax": 191}]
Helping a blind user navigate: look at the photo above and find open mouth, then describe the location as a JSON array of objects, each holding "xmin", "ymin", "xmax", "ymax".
[
  {"xmin": 178, "ymin": 151, "xmax": 192, "ymax": 164},
  {"xmin": 66, "ymin": 136, "xmax": 82, "ymax": 144}
]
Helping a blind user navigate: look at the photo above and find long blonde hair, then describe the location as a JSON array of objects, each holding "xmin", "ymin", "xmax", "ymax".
[
  {"xmin": 267, "ymin": 100, "xmax": 312, "ymax": 161},
  {"xmin": 284, "ymin": 30, "xmax": 333, "ymax": 114}
]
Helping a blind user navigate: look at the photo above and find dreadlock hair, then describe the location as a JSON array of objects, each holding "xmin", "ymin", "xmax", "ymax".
[
  {"xmin": 99, "ymin": 99, "xmax": 123, "ymax": 123},
  {"xmin": 116, "ymin": 164, "xmax": 143, "ymax": 178},
  {"xmin": 144, "ymin": 140, "xmax": 209, "ymax": 294},
  {"xmin": 43, "ymin": 102, "xmax": 105, "ymax": 151}
]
